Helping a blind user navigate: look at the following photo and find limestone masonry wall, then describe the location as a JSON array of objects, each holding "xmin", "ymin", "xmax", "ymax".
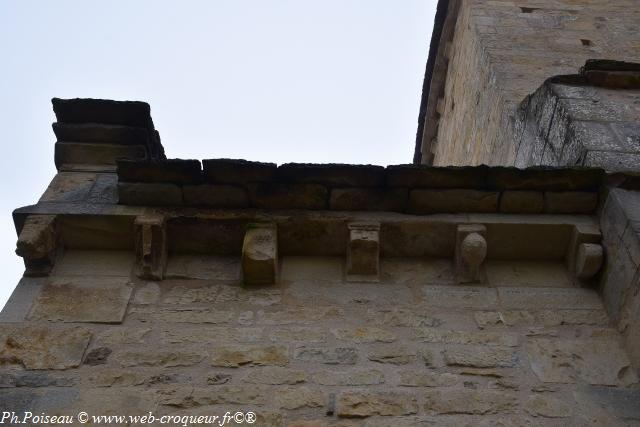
[{"xmin": 429, "ymin": 0, "xmax": 640, "ymax": 167}]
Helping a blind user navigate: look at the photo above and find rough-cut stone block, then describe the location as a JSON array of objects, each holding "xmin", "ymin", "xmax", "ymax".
[
  {"xmin": 0, "ymin": 325, "xmax": 91, "ymax": 370},
  {"xmin": 498, "ymin": 288, "xmax": 602, "ymax": 310},
  {"xmin": 409, "ymin": 189, "xmax": 499, "ymax": 213},
  {"xmin": 386, "ymin": 165, "xmax": 488, "ymax": 188},
  {"xmin": 16, "ymin": 215, "xmax": 58, "ymax": 277},
  {"xmin": 116, "ymin": 349, "xmax": 205, "ymax": 367},
  {"xmin": 443, "ymin": 346, "xmax": 517, "ymax": 368},
  {"xmin": 134, "ymin": 214, "xmax": 167, "ymax": 280},
  {"xmin": 278, "ymin": 163, "xmax": 385, "ymax": 187},
  {"xmin": 276, "ymin": 387, "xmax": 326, "ymax": 410},
  {"xmin": 55, "ymin": 142, "xmax": 146, "ymax": 170},
  {"xmin": 527, "ymin": 338, "xmax": 637, "ymax": 386},
  {"xmin": 330, "ymin": 188, "xmax": 407, "ymax": 211},
  {"xmin": 211, "ymin": 345, "xmax": 288, "ymax": 367},
  {"xmin": 28, "ymin": 276, "xmax": 133, "ymax": 323},
  {"xmin": 524, "ymin": 394, "xmax": 572, "ymax": 418},
  {"xmin": 53, "ymin": 122, "xmax": 150, "ymax": 145},
  {"xmin": 332, "ymin": 327, "xmax": 395, "ymax": 343},
  {"xmin": 117, "ymin": 182, "xmax": 182, "ymax": 206},
  {"xmin": 423, "ymin": 286, "xmax": 498, "ymax": 309},
  {"xmin": 117, "ymin": 159, "xmax": 201, "ymax": 184},
  {"xmin": 414, "ymin": 328, "xmax": 518, "ymax": 347},
  {"xmin": 337, "ymin": 391, "xmax": 418, "ymax": 417},
  {"xmin": 294, "ymin": 346, "xmax": 358, "ymax": 365},
  {"xmin": 248, "ymin": 182, "xmax": 327, "ymax": 210},
  {"xmin": 486, "ymin": 167, "xmax": 603, "ymax": 191},
  {"xmin": 366, "ymin": 345, "xmax": 416, "ymax": 365},
  {"xmin": 242, "ymin": 223, "xmax": 278, "ymax": 285},
  {"xmin": 243, "ymin": 367, "xmax": 307, "ymax": 385},
  {"xmin": 398, "ymin": 371, "xmax": 458, "ymax": 387},
  {"xmin": 183, "ymin": 184, "xmax": 249, "ymax": 207},
  {"xmin": 314, "ymin": 369, "xmax": 384, "ymax": 386},
  {"xmin": 346, "ymin": 222, "xmax": 380, "ymax": 279},
  {"xmin": 52, "ymin": 97, "xmax": 151, "ymax": 127},
  {"xmin": 202, "ymin": 158, "xmax": 277, "ymax": 184},
  {"xmin": 499, "ymin": 191, "xmax": 544, "ymax": 213},
  {"xmin": 424, "ymin": 389, "xmax": 517, "ymax": 415},
  {"xmin": 544, "ymin": 191, "xmax": 598, "ymax": 213}
]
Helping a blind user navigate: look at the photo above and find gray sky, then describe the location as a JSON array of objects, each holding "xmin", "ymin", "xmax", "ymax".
[{"xmin": 0, "ymin": 0, "xmax": 435, "ymax": 308}]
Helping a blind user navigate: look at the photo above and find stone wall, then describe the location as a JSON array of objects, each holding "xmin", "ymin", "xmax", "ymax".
[
  {"xmin": 2, "ymin": 251, "xmax": 639, "ymax": 425},
  {"xmin": 426, "ymin": 0, "xmax": 640, "ymax": 166}
]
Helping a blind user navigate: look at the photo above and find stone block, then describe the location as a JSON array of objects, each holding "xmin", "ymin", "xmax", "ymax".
[
  {"xmin": 276, "ymin": 387, "xmax": 326, "ymax": 410},
  {"xmin": 117, "ymin": 182, "xmax": 182, "ymax": 206},
  {"xmin": 486, "ymin": 167, "xmax": 603, "ymax": 191},
  {"xmin": 314, "ymin": 369, "xmax": 385, "ymax": 386},
  {"xmin": 0, "ymin": 325, "xmax": 91, "ymax": 370},
  {"xmin": 575, "ymin": 243, "xmax": 603, "ymax": 280},
  {"xmin": 242, "ymin": 223, "xmax": 278, "ymax": 285},
  {"xmin": 183, "ymin": 184, "xmax": 249, "ymax": 207},
  {"xmin": 455, "ymin": 224, "xmax": 487, "ymax": 283},
  {"xmin": 277, "ymin": 163, "xmax": 385, "ymax": 187},
  {"xmin": 527, "ymin": 338, "xmax": 637, "ymax": 386},
  {"xmin": 332, "ymin": 327, "xmax": 395, "ymax": 343},
  {"xmin": 86, "ymin": 173, "xmax": 118, "ymax": 204},
  {"xmin": 242, "ymin": 367, "xmax": 307, "ymax": 385},
  {"xmin": 414, "ymin": 328, "xmax": 518, "ymax": 347},
  {"xmin": 28, "ymin": 276, "xmax": 133, "ymax": 324},
  {"xmin": 386, "ymin": 165, "xmax": 488, "ymax": 188},
  {"xmin": 346, "ymin": 222, "xmax": 380, "ymax": 280},
  {"xmin": 524, "ymin": 395, "xmax": 573, "ymax": 418},
  {"xmin": 211, "ymin": 345, "xmax": 289, "ymax": 367},
  {"xmin": 366, "ymin": 345, "xmax": 416, "ymax": 365},
  {"xmin": 499, "ymin": 191, "xmax": 544, "ymax": 213},
  {"xmin": 423, "ymin": 285, "xmax": 498, "ymax": 309},
  {"xmin": 409, "ymin": 189, "xmax": 499, "ymax": 213},
  {"xmin": 248, "ymin": 182, "xmax": 327, "ymax": 209},
  {"xmin": 116, "ymin": 349, "xmax": 205, "ymax": 367},
  {"xmin": 39, "ymin": 172, "xmax": 96, "ymax": 203},
  {"xmin": 443, "ymin": 346, "xmax": 517, "ymax": 368},
  {"xmin": 52, "ymin": 122, "xmax": 150, "ymax": 145},
  {"xmin": 398, "ymin": 371, "xmax": 458, "ymax": 387},
  {"xmin": 55, "ymin": 142, "xmax": 146, "ymax": 170},
  {"xmin": 294, "ymin": 346, "xmax": 358, "ymax": 364},
  {"xmin": 116, "ymin": 159, "xmax": 202, "ymax": 184},
  {"xmin": 329, "ymin": 187, "xmax": 407, "ymax": 211},
  {"xmin": 585, "ymin": 70, "xmax": 640, "ymax": 89},
  {"xmin": 544, "ymin": 191, "xmax": 598, "ymax": 213},
  {"xmin": 52, "ymin": 97, "xmax": 151, "ymax": 127},
  {"xmin": 16, "ymin": 215, "xmax": 58, "ymax": 276},
  {"xmin": 337, "ymin": 391, "xmax": 418, "ymax": 417},
  {"xmin": 202, "ymin": 158, "xmax": 277, "ymax": 184},
  {"xmin": 498, "ymin": 287, "xmax": 602, "ymax": 310},
  {"xmin": 424, "ymin": 389, "xmax": 517, "ymax": 415},
  {"xmin": 134, "ymin": 214, "xmax": 167, "ymax": 280}
]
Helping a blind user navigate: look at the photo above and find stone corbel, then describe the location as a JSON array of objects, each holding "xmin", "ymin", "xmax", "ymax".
[
  {"xmin": 134, "ymin": 213, "xmax": 167, "ymax": 280},
  {"xmin": 15, "ymin": 214, "xmax": 59, "ymax": 277},
  {"xmin": 455, "ymin": 224, "xmax": 487, "ymax": 284},
  {"xmin": 566, "ymin": 224, "xmax": 603, "ymax": 285},
  {"xmin": 346, "ymin": 222, "xmax": 380, "ymax": 282},
  {"xmin": 242, "ymin": 223, "xmax": 278, "ymax": 286}
]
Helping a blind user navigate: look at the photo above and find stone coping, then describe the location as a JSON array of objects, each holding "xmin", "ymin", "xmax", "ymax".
[{"xmin": 116, "ymin": 160, "xmax": 604, "ymax": 214}]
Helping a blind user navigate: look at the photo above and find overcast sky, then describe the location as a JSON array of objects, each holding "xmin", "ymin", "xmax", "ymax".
[{"xmin": 0, "ymin": 0, "xmax": 436, "ymax": 308}]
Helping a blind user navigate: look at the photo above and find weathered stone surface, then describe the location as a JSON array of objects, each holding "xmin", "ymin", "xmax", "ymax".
[
  {"xmin": 117, "ymin": 159, "xmax": 201, "ymax": 184},
  {"xmin": 337, "ymin": 391, "xmax": 418, "ymax": 417},
  {"xmin": 183, "ymin": 184, "xmax": 249, "ymax": 207},
  {"xmin": 202, "ymin": 158, "xmax": 277, "ymax": 184},
  {"xmin": 53, "ymin": 250, "xmax": 133, "ymax": 277},
  {"xmin": 294, "ymin": 346, "xmax": 357, "ymax": 365},
  {"xmin": 386, "ymin": 165, "xmax": 487, "ymax": 188},
  {"xmin": 332, "ymin": 327, "xmax": 395, "ymax": 343},
  {"xmin": 39, "ymin": 172, "xmax": 96, "ymax": 202},
  {"xmin": 485, "ymin": 261, "xmax": 571, "ymax": 288},
  {"xmin": 499, "ymin": 191, "xmax": 544, "ymax": 214},
  {"xmin": 275, "ymin": 386, "xmax": 326, "ymax": 409},
  {"xmin": 367, "ymin": 345, "xmax": 416, "ymax": 365},
  {"xmin": 414, "ymin": 328, "xmax": 518, "ymax": 347},
  {"xmin": 93, "ymin": 327, "xmax": 151, "ymax": 346},
  {"xmin": 498, "ymin": 288, "xmax": 602, "ymax": 310},
  {"xmin": 0, "ymin": 325, "xmax": 91, "ymax": 370},
  {"xmin": 0, "ymin": 371, "xmax": 73, "ymax": 388},
  {"xmin": 242, "ymin": 223, "xmax": 278, "ymax": 285},
  {"xmin": 409, "ymin": 189, "xmax": 499, "ymax": 213},
  {"xmin": 474, "ymin": 310, "xmax": 609, "ymax": 328},
  {"xmin": 129, "ymin": 306, "xmax": 234, "ymax": 323},
  {"xmin": 165, "ymin": 255, "xmax": 240, "ymax": 281},
  {"xmin": 444, "ymin": 347, "xmax": 517, "ymax": 368},
  {"xmin": 330, "ymin": 188, "xmax": 407, "ymax": 211},
  {"xmin": 158, "ymin": 386, "xmax": 268, "ymax": 406},
  {"xmin": 368, "ymin": 307, "xmax": 441, "ymax": 327},
  {"xmin": 15, "ymin": 215, "xmax": 57, "ymax": 261},
  {"xmin": 52, "ymin": 97, "xmax": 151, "ymax": 127},
  {"xmin": 53, "ymin": 122, "xmax": 150, "ymax": 145},
  {"xmin": 544, "ymin": 191, "xmax": 598, "ymax": 214},
  {"xmin": 248, "ymin": 182, "xmax": 328, "ymax": 210},
  {"xmin": 269, "ymin": 327, "xmax": 327, "ymax": 343},
  {"xmin": 278, "ymin": 163, "xmax": 385, "ymax": 187},
  {"xmin": 55, "ymin": 142, "xmax": 146, "ymax": 169},
  {"xmin": 28, "ymin": 276, "xmax": 132, "ymax": 323},
  {"xmin": 398, "ymin": 371, "xmax": 459, "ymax": 387},
  {"xmin": 424, "ymin": 389, "xmax": 517, "ymax": 415},
  {"xmin": 455, "ymin": 224, "xmax": 487, "ymax": 283},
  {"xmin": 486, "ymin": 168, "xmax": 603, "ymax": 191},
  {"xmin": 527, "ymin": 338, "xmax": 637, "ymax": 386},
  {"xmin": 242, "ymin": 367, "xmax": 306, "ymax": 385},
  {"xmin": 574, "ymin": 387, "xmax": 640, "ymax": 422},
  {"xmin": 118, "ymin": 182, "xmax": 182, "ymax": 205},
  {"xmin": 133, "ymin": 283, "xmax": 161, "ymax": 305},
  {"xmin": 83, "ymin": 347, "xmax": 112, "ymax": 365},
  {"xmin": 524, "ymin": 394, "xmax": 572, "ymax": 418},
  {"xmin": 423, "ymin": 286, "xmax": 498, "ymax": 309},
  {"xmin": 575, "ymin": 243, "xmax": 603, "ymax": 279},
  {"xmin": 314, "ymin": 369, "xmax": 385, "ymax": 386},
  {"xmin": 346, "ymin": 222, "xmax": 380, "ymax": 278},
  {"xmin": 116, "ymin": 349, "xmax": 205, "ymax": 367},
  {"xmin": 211, "ymin": 345, "xmax": 288, "ymax": 367}
]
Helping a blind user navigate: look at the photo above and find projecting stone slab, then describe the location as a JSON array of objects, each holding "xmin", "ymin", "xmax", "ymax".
[
  {"xmin": 423, "ymin": 286, "xmax": 498, "ymax": 309},
  {"xmin": 498, "ymin": 287, "xmax": 602, "ymax": 309},
  {"xmin": 0, "ymin": 325, "xmax": 91, "ymax": 370},
  {"xmin": 527, "ymin": 338, "xmax": 637, "ymax": 386},
  {"xmin": 337, "ymin": 391, "xmax": 418, "ymax": 417},
  {"xmin": 242, "ymin": 223, "xmax": 278, "ymax": 285},
  {"xmin": 423, "ymin": 389, "xmax": 517, "ymax": 415},
  {"xmin": 28, "ymin": 276, "xmax": 132, "ymax": 323},
  {"xmin": 409, "ymin": 189, "xmax": 499, "ymax": 213}
]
